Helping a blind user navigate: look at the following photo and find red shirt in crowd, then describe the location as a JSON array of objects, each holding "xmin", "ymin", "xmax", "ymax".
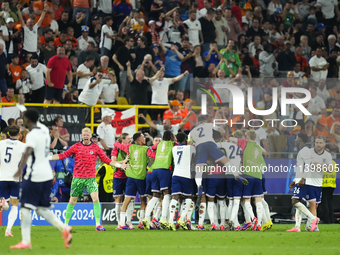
[
  {"xmin": 58, "ymin": 142, "xmax": 111, "ymax": 178},
  {"xmin": 46, "ymin": 55, "xmax": 71, "ymax": 89}
]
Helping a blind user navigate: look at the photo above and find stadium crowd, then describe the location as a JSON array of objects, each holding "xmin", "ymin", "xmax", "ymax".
[{"xmin": 0, "ymin": 0, "xmax": 338, "ymax": 238}]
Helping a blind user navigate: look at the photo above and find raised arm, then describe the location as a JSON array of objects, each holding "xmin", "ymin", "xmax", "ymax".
[
  {"xmin": 149, "ymin": 67, "xmax": 165, "ymax": 84},
  {"xmin": 17, "ymin": 4, "xmax": 25, "ymax": 28},
  {"xmin": 89, "ymin": 76, "xmax": 102, "ymax": 89},
  {"xmin": 36, "ymin": 4, "xmax": 48, "ymax": 27},
  {"xmin": 213, "ymin": 58, "xmax": 225, "ymax": 76},
  {"xmin": 174, "ymin": 48, "xmax": 184, "ymax": 61},
  {"xmin": 204, "ymin": 46, "xmax": 214, "ymax": 62},
  {"xmin": 138, "ymin": 113, "xmax": 157, "ymax": 129},
  {"xmin": 159, "ymin": 36, "xmax": 167, "ymax": 54},
  {"xmin": 179, "ymin": 112, "xmax": 191, "ymax": 129},
  {"xmin": 126, "ymin": 61, "xmax": 134, "ymax": 82},
  {"xmin": 165, "ymin": 6, "xmax": 179, "ymax": 17},
  {"xmin": 49, "ymin": 145, "xmax": 75, "ymax": 161},
  {"xmin": 113, "ymin": 142, "xmax": 130, "ymax": 153},
  {"xmin": 172, "ymin": 71, "xmax": 188, "ymax": 83}
]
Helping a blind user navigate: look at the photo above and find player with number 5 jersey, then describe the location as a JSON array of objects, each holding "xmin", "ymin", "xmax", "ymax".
[{"xmin": 0, "ymin": 125, "xmax": 27, "ymax": 237}]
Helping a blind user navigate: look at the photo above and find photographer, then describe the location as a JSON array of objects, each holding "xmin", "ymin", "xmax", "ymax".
[{"xmin": 78, "ymin": 70, "xmax": 111, "ymax": 107}]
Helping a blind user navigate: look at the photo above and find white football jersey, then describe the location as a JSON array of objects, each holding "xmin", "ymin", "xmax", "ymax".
[
  {"xmin": 305, "ymin": 148, "xmax": 332, "ymax": 187},
  {"xmin": 189, "ymin": 123, "xmax": 216, "ymax": 146},
  {"xmin": 217, "ymin": 141, "xmax": 242, "ymax": 175},
  {"xmin": 24, "ymin": 122, "xmax": 53, "ymax": 182},
  {"xmin": 172, "ymin": 145, "xmax": 196, "ymax": 179},
  {"xmin": 0, "ymin": 139, "xmax": 27, "ymax": 182},
  {"xmin": 294, "ymin": 146, "xmax": 312, "ymax": 183}
]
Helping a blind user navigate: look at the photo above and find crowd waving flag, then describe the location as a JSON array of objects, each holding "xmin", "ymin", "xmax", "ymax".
[{"xmin": 102, "ymin": 107, "xmax": 136, "ymax": 137}]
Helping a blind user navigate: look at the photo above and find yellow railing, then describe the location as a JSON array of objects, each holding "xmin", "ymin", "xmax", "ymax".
[
  {"xmin": 0, "ymin": 103, "xmax": 171, "ymax": 133},
  {"xmin": 0, "ymin": 102, "xmax": 335, "ymax": 133}
]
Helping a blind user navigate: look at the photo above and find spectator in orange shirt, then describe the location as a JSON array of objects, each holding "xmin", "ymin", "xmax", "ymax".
[
  {"xmin": 40, "ymin": 28, "xmax": 54, "ymax": 47},
  {"xmin": 67, "ymin": 27, "xmax": 79, "ymax": 50},
  {"xmin": 328, "ymin": 82, "xmax": 340, "ymax": 98},
  {"xmin": 326, "ymin": 107, "xmax": 340, "ymax": 128},
  {"xmin": 54, "ymin": 30, "xmax": 68, "ymax": 47},
  {"xmin": 52, "ymin": 0, "xmax": 64, "ymax": 21},
  {"xmin": 179, "ymin": 99, "xmax": 197, "ymax": 131},
  {"xmin": 315, "ymin": 118, "xmax": 333, "ymax": 143},
  {"xmin": 253, "ymin": 48, "xmax": 261, "ymax": 72},
  {"xmin": 272, "ymin": 35, "xmax": 285, "ymax": 50},
  {"xmin": 9, "ymin": 54, "xmax": 22, "ymax": 85},
  {"xmin": 163, "ymin": 100, "xmax": 183, "ymax": 125},
  {"xmin": 1, "ymin": 87, "xmax": 15, "ymax": 107},
  {"xmin": 72, "ymin": 0, "xmax": 92, "ymax": 26},
  {"xmin": 33, "ymin": 0, "xmax": 54, "ymax": 36},
  {"xmin": 295, "ymin": 46, "xmax": 309, "ymax": 72}
]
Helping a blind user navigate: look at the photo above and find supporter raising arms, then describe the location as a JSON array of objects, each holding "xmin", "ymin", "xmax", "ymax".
[{"xmin": 17, "ymin": 3, "xmax": 47, "ymax": 55}]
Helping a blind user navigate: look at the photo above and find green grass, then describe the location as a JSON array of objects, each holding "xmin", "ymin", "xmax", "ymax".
[{"xmin": 1, "ymin": 224, "xmax": 340, "ymax": 255}]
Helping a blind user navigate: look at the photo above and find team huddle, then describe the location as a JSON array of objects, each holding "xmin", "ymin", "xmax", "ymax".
[{"xmin": 0, "ymin": 111, "xmax": 332, "ymax": 249}]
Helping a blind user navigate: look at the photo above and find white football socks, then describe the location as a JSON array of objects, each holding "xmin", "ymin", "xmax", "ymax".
[
  {"xmin": 241, "ymin": 201, "xmax": 251, "ymax": 223},
  {"xmin": 169, "ymin": 199, "xmax": 178, "ymax": 224},
  {"xmin": 230, "ymin": 199, "xmax": 240, "ymax": 226},
  {"xmin": 36, "ymin": 207, "xmax": 65, "ymax": 230},
  {"xmin": 294, "ymin": 202, "xmax": 316, "ymax": 221},
  {"xmin": 295, "ymin": 208, "xmax": 302, "ymax": 229},
  {"xmin": 6, "ymin": 205, "xmax": 18, "ymax": 233},
  {"xmin": 155, "ymin": 206, "xmax": 162, "ymax": 219},
  {"xmin": 198, "ymin": 202, "xmax": 206, "ymax": 226},
  {"xmin": 119, "ymin": 212, "xmax": 126, "ymax": 226},
  {"xmin": 187, "ymin": 201, "xmax": 195, "ymax": 221},
  {"xmin": 207, "ymin": 202, "xmax": 215, "ymax": 225},
  {"xmin": 145, "ymin": 197, "xmax": 158, "ymax": 222},
  {"xmin": 218, "ymin": 200, "xmax": 226, "ymax": 226},
  {"xmin": 255, "ymin": 202, "xmax": 263, "ymax": 227},
  {"xmin": 21, "ymin": 208, "xmax": 32, "ymax": 245},
  {"xmin": 126, "ymin": 200, "xmax": 134, "ymax": 224},
  {"xmin": 139, "ymin": 210, "xmax": 145, "ymax": 223},
  {"xmin": 227, "ymin": 200, "xmax": 233, "ymax": 220},
  {"xmin": 262, "ymin": 198, "xmax": 271, "ymax": 222},
  {"xmin": 180, "ymin": 199, "xmax": 192, "ymax": 222},
  {"xmin": 115, "ymin": 202, "xmax": 122, "ymax": 224},
  {"xmin": 244, "ymin": 201, "xmax": 255, "ymax": 220},
  {"xmin": 214, "ymin": 203, "xmax": 219, "ymax": 226},
  {"xmin": 161, "ymin": 194, "xmax": 170, "ymax": 221}
]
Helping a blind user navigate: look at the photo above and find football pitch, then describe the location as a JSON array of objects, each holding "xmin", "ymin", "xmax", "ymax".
[{"xmin": 1, "ymin": 225, "xmax": 340, "ymax": 255}]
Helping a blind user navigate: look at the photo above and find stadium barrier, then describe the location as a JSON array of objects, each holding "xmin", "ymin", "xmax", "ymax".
[
  {"xmin": 0, "ymin": 202, "xmax": 192, "ymax": 226},
  {"xmin": 0, "ymin": 102, "xmax": 335, "ymax": 132}
]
